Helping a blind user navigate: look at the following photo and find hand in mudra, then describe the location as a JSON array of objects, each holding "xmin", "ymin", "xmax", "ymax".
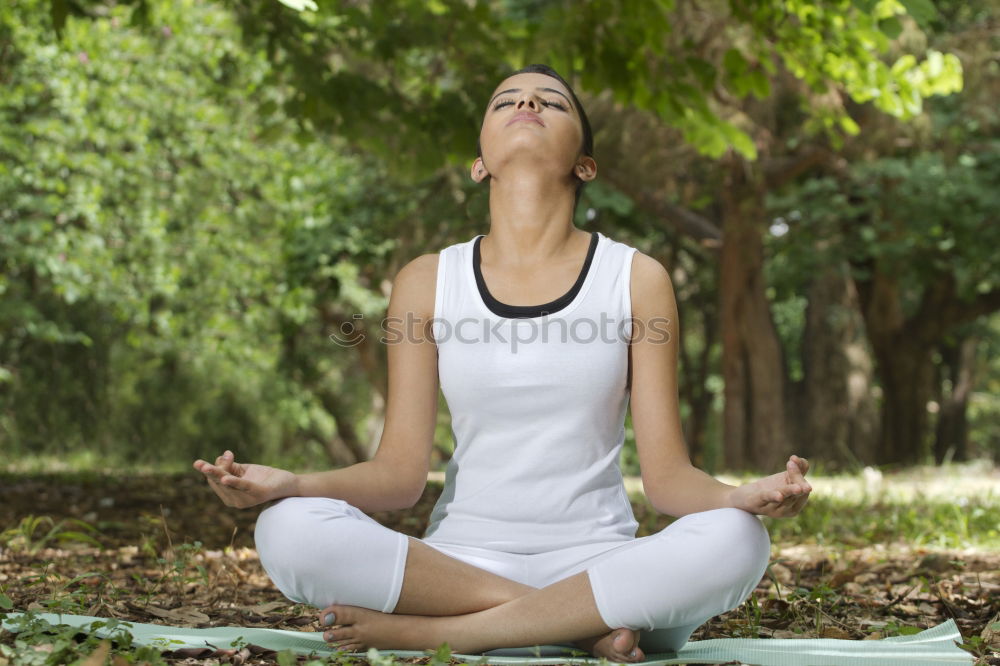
[
  {"xmin": 730, "ymin": 455, "xmax": 812, "ymax": 518},
  {"xmin": 193, "ymin": 450, "xmax": 297, "ymax": 509}
]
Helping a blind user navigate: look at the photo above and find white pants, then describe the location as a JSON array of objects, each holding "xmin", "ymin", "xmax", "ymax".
[{"xmin": 254, "ymin": 497, "xmax": 770, "ymax": 653}]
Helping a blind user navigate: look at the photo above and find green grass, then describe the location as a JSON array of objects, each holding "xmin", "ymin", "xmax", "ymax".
[{"xmin": 761, "ymin": 493, "xmax": 999, "ymax": 548}]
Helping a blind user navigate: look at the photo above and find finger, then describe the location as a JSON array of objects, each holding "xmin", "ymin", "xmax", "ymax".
[
  {"xmin": 199, "ymin": 463, "xmax": 229, "ymax": 481},
  {"xmin": 786, "ymin": 457, "xmax": 805, "ymax": 485},
  {"xmin": 218, "ymin": 473, "xmax": 254, "ymax": 492},
  {"xmin": 215, "ymin": 452, "xmax": 233, "ymax": 472},
  {"xmin": 759, "ymin": 490, "xmax": 784, "ymax": 509},
  {"xmin": 790, "ymin": 458, "xmax": 813, "ymax": 491},
  {"xmin": 774, "ymin": 486, "xmax": 810, "ymax": 516},
  {"xmin": 789, "ymin": 489, "xmax": 811, "ymax": 513},
  {"xmin": 787, "ymin": 460, "xmax": 811, "ymax": 492}
]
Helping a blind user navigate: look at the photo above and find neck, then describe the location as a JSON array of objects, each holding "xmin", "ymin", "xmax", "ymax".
[{"xmin": 483, "ymin": 167, "xmax": 581, "ymax": 267}]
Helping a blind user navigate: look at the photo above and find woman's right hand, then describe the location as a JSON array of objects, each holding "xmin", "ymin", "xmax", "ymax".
[{"xmin": 193, "ymin": 450, "xmax": 298, "ymax": 509}]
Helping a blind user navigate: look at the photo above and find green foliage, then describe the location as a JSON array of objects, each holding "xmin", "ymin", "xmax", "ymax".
[
  {"xmin": 1, "ymin": 612, "xmax": 169, "ymax": 665},
  {"xmin": 763, "ymin": 493, "xmax": 1000, "ymax": 548},
  {"xmin": 1, "ymin": 0, "xmax": 984, "ymax": 472},
  {"xmin": 89, "ymin": 0, "xmax": 965, "ymax": 168},
  {"xmin": 0, "ymin": 0, "xmax": 407, "ymax": 466},
  {"xmin": 0, "ymin": 516, "xmax": 101, "ymax": 555}
]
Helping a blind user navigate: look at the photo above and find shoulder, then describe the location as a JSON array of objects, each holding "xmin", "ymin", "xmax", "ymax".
[
  {"xmin": 388, "ymin": 253, "xmax": 439, "ymax": 320},
  {"xmin": 628, "ymin": 250, "xmax": 676, "ymax": 319}
]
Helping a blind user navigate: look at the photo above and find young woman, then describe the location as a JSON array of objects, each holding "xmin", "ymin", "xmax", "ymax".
[{"xmin": 193, "ymin": 64, "xmax": 812, "ymax": 663}]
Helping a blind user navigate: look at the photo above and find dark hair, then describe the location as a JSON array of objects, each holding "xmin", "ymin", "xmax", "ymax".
[{"xmin": 477, "ymin": 63, "xmax": 595, "ymax": 213}]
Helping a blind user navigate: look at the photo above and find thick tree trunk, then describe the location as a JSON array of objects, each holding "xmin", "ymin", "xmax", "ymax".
[
  {"xmin": 797, "ymin": 261, "xmax": 878, "ymax": 467},
  {"xmin": 873, "ymin": 338, "xmax": 936, "ymax": 465},
  {"xmin": 934, "ymin": 333, "xmax": 977, "ymax": 463},
  {"xmin": 854, "ymin": 262, "xmax": 974, "ymax": 465},
  {"xmin": 719, "ymin": 163, "xmax": 792, "ymax": 471}
]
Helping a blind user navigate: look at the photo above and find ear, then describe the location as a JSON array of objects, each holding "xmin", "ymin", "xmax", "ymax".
[
  {"xmin": 574, "ymin": 156, "xmax": 597, "ymax": 182},
  {"xmin": 471, "ymin": 157, "xmax": 490, "ymax": 183}
]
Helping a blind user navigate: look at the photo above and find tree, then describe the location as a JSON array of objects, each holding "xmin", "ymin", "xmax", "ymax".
[{"xmin": 27, "ymin": 0, "xmax": 966, "ymax": 470}]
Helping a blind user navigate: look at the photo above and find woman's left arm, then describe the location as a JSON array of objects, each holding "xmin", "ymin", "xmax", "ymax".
[{"xmin": 627, "ymin": 252, "xmax": 811, "ymax": 519}]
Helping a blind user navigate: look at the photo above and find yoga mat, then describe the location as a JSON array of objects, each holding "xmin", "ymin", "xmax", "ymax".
[{"xmin": 2, "ymin": 612, "xmax": 973, "ymax": 665}]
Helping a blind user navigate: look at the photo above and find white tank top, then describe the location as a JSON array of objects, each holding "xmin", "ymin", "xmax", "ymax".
[{"xmin": 423, "ymin": 230, "xmax": 640, "ymax": 553}]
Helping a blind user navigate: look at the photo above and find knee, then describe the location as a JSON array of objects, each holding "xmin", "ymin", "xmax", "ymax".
[
  {"xmin": 253, "ymin": 497, "xmax": 349, "ymax": 571},
  {"xmin": 666, "ymin": 508, "xmax": 770, "ymax": 589},
  {"xmin": 698, "ymin": 508, "xmax": 771, "ymax": 608},
  {"xmin": 707, "ymin": 508, "xmax": 770, "ymax": 579},
  {"xmin": 714, "ymin": 508, "xmax": 770, "ymax": 557}
]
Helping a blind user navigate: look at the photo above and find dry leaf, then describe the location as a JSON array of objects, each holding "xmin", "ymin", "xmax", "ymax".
[
  {"xmin": 981, "ymin": 611, "xmax": 1000, "ymax": 649},
  {"xmin": 769, "ymin": 629, "xmax": 807, "ymax": 639},
  {"xmin": 820, "ymin": 626, "xmax": 853, "ymax": 639},
  {"xmin": 145, "ymin": 604, "xmax": 211, "ymax": 625},
  {"xmin": 247, "ymin": 600, "xmax": 286, "ymax": 614},
  {"xmin": 829, "ymin": 568, "xmax": 861, "ymax": 588},
  {"xmin": 80, "ymin": 639, "xmax": 111, "ymax": 666},
  {"xmin": 768, "ymin": 562, "xmax": 793, "ymax": 585},
  {"xmin": 762, "ymin": 598, "xmax": 789, "ymax": 613}
]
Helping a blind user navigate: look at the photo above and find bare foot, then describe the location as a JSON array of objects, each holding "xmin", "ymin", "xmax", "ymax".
[
  {"xmin": 320, "ymin": 605, "xmax": 439, "ymax": 653},
  {"xmin": 319, "ymin": 605, "xmax": 646, "ymax": 661},
  {"xmin": 575, "ymin": 627, "xmax": 645, "ymax": 663}
]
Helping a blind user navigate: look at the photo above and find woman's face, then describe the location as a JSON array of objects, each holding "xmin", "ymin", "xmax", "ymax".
[{"xmin": 473, "ymin": 72, "xmax": 593, "ymax": 185}]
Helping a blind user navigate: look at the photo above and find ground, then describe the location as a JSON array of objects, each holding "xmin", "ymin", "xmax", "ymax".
[{"xmin": 0, "ymin": 469, "xmax": 998, "ymax": 665}]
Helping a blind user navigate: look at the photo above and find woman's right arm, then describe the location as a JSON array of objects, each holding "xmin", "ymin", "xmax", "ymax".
[{"xmin": 196, "ymin": 253, "xmax": 441, "ymax": 513}]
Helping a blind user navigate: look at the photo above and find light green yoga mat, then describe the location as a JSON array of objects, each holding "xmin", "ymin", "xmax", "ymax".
[{"xmin": 2, "ymin": 612, "xmax": 973, "ymax": 665}]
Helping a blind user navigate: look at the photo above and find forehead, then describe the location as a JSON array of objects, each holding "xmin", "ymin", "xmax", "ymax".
[{"xmin": 490, "ymin": 72, "xmax": 570, "ymax": 99}]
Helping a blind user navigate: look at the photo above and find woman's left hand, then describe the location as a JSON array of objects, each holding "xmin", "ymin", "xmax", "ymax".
[{"xmin": 729, "ymin": 455, "xmax": 812, "ymax": 518}]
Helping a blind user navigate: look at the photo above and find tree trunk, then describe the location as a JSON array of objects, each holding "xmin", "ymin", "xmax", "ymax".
[
  {"xmin": 680, "ymin": 305, "xmax": 716, "ymax": 468},
  {"xmin": 873, "ymin": 338, "xmax": 936, "ymax": 465},
  {"xmin": 797, "ymin": 260, "xmax": 878, "ymax": 467},
  {"xmin": 934, "ymin": 333, "xmax": 978, "ymax": 463},
  {"xmin": 719, "ymin": 161, "xmax": 792, "ymax": 471},
  {"xmin": 315, "ymin": 386, "xmax": 369, "ymax": 464}
]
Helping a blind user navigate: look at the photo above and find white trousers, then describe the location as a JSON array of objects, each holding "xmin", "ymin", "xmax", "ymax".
[{"xmin": 254, "ymin": 497, "xmax": 770, "ymax": 653}]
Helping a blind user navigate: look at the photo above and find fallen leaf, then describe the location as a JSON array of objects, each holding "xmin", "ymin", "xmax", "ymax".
[
  {"xmin": 80, "ymin": 639, "xmax": 111, "ymax": 666},
  {"xmin": 820, "ymin": 626, "xmax": 853, "ymax": 639},
  {"xmin": 762, "ymin": 598, "xmax": 789, "ymax": 613},
  {"xmin": 981, "ymin": 611, "xmax": 1000, "ymax": 649},
  {"xmin": 144, "ymin": 604, "xmax": 211, "ymax": 625},
  {"xmin": 768, "ymin": 563, "xmax": 793, "ymax": 585},
  {"xmin": 829, "ymin": 568, "xmax": 861, "ymax": 588},
  {"xmin": 247, "ymin": 600, "xmax": 286, "ymax": 614}
]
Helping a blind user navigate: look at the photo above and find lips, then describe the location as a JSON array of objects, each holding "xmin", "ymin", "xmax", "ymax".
[{"xmin": 507, "ymin": 112, "xmax": 544, "ymax": 127}]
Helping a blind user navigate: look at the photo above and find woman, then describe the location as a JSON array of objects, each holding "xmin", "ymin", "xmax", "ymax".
[{"xmin": 193, "ymin": 64, "xmax": 812, "ymax": 663}]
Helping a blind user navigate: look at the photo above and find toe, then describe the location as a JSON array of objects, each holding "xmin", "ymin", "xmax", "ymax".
[
  {"xmin": 611, "ymin": 628, "xmax": 644, "ymax": 662},
  {"xmin": 324, "ymin": 626, "xmax": 355, "ymax": 642}
]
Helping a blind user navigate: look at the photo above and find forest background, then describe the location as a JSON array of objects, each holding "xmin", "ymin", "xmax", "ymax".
[{"xmin": 3, "ymin": 0, "xmax": 997, "ymax": 475}]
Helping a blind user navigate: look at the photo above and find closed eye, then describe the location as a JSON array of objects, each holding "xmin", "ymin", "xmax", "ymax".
[{"xmin": 493, "ymin": 99, "xmax": 567, "ymax": 111}]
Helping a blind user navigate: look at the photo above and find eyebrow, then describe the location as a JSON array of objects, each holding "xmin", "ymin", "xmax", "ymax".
[{"xmin": 488, "ymin": 87, "xmax": 573, "ymax": 110}]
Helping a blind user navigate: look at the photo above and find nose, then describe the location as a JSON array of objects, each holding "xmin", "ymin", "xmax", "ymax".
[{"xmin": 516, "ymin": 93, "xmax": 541, "ymax": 112}]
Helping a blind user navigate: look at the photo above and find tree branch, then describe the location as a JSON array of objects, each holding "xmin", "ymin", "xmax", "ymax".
[
  {"xmin": 763, "ymin": 146, "xmax": 834, "ymax": 190},
  {"xmin": 603, "ymin": 173, "xmax": 722, "ymax": 246}
]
